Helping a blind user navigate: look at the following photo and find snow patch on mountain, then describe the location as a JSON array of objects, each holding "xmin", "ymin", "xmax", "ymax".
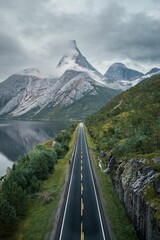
[
  {"xmin": 55, "ymin": 40, "xmax": 105, "ymax": 85},
  {"xmin": 16, "ymin": 68, "xmax": 46, "ymax": 78}
]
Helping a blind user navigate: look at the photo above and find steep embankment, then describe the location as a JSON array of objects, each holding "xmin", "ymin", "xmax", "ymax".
[{"xmin": 85, "ymin": 75, "xmax": 160, "ymax": 240}]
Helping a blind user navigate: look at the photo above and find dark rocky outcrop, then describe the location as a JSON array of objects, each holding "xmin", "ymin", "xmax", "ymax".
[{"xmin": 153, "ymin": 177, "xmax": 160, "ymax": 194}]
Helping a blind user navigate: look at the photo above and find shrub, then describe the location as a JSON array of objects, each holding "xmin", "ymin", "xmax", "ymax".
[{"xmin": 0, "ymin": 198, "xmax": 18, "ymax": 237}]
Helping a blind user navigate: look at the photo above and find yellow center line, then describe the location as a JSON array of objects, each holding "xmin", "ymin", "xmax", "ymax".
[
  {"xmin": 81, "ymin": 183, "xmax": 83, "ymax": 195},
  {"xmin": 81, "ymin": 198, "xmax": 84, "ymax": 216},
  {"xmin": 81, "ymin": 173, "xmax": 83, "ymax": 181},
  {"xmin": 81, "ymin": 222, "xmax": 85, "ymax": 240}
]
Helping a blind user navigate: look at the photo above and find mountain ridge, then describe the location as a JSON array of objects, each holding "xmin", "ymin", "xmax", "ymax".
[
  {"xmin": 104, "ymin": 62, "xmax": 143, "ymax": 81},
  {"xmin": 0, "ymin": 40, "xmax": 159, "ymax": 120}
]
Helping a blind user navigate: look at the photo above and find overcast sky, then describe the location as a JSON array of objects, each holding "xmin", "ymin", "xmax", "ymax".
[{"xmin": 0, "ymin": 0, "xmax": 160, "ymax": 81}]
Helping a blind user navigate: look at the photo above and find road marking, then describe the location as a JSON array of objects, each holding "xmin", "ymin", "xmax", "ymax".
[
  {"xmin": 81, "ymin": 173, "xmax": 83, "ymax": 181},
  {"xmin": 59, "ymin": 128, "xmax": 80, "ymax": 240},
  {"xmin": 82, "ymin": 126, "xmax": 106, "ymax": 240},
  {"xmin": 81, "ymin": 222, "xmax": 85, "ymax": 240},
  {"xmin": 81, "ymin": 183, "xmax": 83, "ymax": 195},
  {"xmin": 81, "ymin": 165, "xmax": 83, "ymax": 171},
  {"xmin": 81, "ymin": 198, "xmax": 84, "ymax": 216}
]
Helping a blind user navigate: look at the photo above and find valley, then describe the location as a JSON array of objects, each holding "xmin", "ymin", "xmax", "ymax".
[{"xmin": 0, "ymin": 40, "xmax": 160, "ymax": 240}]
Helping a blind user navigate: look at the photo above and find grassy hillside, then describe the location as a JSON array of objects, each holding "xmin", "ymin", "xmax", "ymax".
[{"xmin": 85, "ymin": 75, "xmax": 160, "ymax": 158}]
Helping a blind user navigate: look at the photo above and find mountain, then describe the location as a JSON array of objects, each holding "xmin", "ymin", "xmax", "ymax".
[
  {"xmin": 104, "ymin": 63, "xmax": 143, "ymax": 81},
  {"xmin": 39, "ymin": 71, "xmax": 120, "ymax": 119},
  {"xmin": 56, "ymin": 40, "xmax": 103, "ymax": 82},
  {"xmin": 145, "ymin": 67, "xmax": 160, "ymax": 76},
  {"xmin": 103, "ymin": 63, "xmax": 144, "ymax": 90},
  {"xmin": 0, "ymin": 41, "xmax": 120, "ymax": 120},
  {"xmin": 0, "ymin": 40, "xmax": 159, "ymax": 119},
  {"xmin": 103, "ymin": 63, "xmax": 160, "ymax": 90},
  {"xmin": 16, "ymin": 68, "xmax": 45, "ymax": 78}
]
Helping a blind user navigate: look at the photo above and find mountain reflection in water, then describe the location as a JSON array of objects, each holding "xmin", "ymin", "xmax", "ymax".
[{"xmin": 0, "ymin": 120, "xmax": 71, "ymax": 176}]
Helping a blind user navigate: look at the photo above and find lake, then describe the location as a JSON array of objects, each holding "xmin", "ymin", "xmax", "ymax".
[{"xmin": 0, "ymin": 120, "xmax": 72, "ymax": 177}]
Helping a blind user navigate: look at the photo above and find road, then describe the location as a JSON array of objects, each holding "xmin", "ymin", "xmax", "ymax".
[{"xmin": 57, "ymin": 123, "xmax": 110, "ymax": 240}]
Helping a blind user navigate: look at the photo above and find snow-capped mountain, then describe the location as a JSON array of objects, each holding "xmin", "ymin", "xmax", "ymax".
[
  {"xmin": 144, "ymin": 68, "xmax": 160, "ymax": 77},
  {"xmin": 103, "ymin": 63, "xmax": 160, "ymax": 90},
  {"xmin": 55, "ymin": 40, "xmax": 103, "ymax": 83},
  {"xmin": 103, "ymin": 63, "xmax": 144, "ymax": 90},
  {"xmin": 16, "ymin": 68, "xmax": 46, "ymax": 78},
  {"xmin": 0, "ymin": 40, "xmax": 159, "ymax": 120},
  {"xmin": 104, "ymin": 63, "xmax": 143, "ymax": 81},
  {"xmin": 0, "ymin": 41, "xmax": 120, "ymax": 120},
  {"xmin": 131, "ymin": 67, "xmax": 160, "ymax": 87}
]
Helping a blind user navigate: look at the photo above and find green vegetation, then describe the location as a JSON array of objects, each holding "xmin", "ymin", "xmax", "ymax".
[
  {"xmin": 84, "ymin": 75, "xmax": 160, "ymax": 239},
  {"xmin": 144, "ymin": 181, "xmax": 160, "ymax": 220},
  {"xmin": 0, "ymin": 124, "xmax": 77, "ymax": 239},
  {"xmin": 85, "ymin": 75, "xmax": 160, "ymax": 158},
  {"xmin": 85, "ymin": 126, "xmax": 138, "ymax": 240}
]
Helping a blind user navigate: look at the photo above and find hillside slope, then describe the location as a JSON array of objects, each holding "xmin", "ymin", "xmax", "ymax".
[
  {"xmin": 86, "ymin": 74, "xmax": 160, "ymax": 239},
  {"xmin": 86, "ymin": 74, "xmax": 160, "ymax": 157}
]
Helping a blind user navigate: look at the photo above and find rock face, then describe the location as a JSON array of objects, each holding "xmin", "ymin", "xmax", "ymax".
[
  {"xmin": 103, "ymin": 63, "xmax": 145, "ymax": 90},
  {"xmin": 103, "ymin": 63, "xmax": 160, "ymax": 90},
  {"xmin": 104, "ymin": 63, "xmax": 143, "ymax": 81},
  {"xmin": 0, "ymin": 70, "xmax": 120, "ymax": 119},
  {"xmin": 153, "ymin": 178, "xmax": 160, "ymax": 194},
  {"xmin": 108, "ymin": 158, "xmax": 160, "ymax": 240},
  {"xmin": 145, "ymin": 68, "xmax": 160, "ymax": 76},
  {"xmin": 56, "ymin": 40, "xmax": 103, "ymax": 81}
]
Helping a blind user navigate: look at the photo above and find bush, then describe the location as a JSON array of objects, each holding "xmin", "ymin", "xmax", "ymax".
[
  {"xmin": 29, "ymin": 149, "xmax": 49, "ymax": 180},
  {"xmin": 2, "ymin": 180, "xmax": 27, "ymax": 217},
  {"xmin": 0, "ymin": 123, "xmax": 76, "ymax": 238},
  {"xmin": 0, "ymin": 198, "xmax": 18, "ymax": 237}
]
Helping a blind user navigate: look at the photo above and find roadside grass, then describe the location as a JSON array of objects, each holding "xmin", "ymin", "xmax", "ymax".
[
  {"xmin": 14, "ymin": 126, "xmax": 78, "ymax": 240},
  {"xmin": 85, "ymin": 125, "xmax": 138, "ymax": 240}
]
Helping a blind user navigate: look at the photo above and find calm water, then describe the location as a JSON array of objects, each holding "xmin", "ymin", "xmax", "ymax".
[{"xmin": 0, "ymin": 120, "xmax": 71, "ymax": 176}]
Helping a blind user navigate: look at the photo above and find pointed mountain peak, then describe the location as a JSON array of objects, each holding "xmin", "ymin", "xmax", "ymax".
[
  {"xmin": 55, "ymin": 40, "xmax": 102, "ymax": 81},
  {"xmin": 68, "ymin": 40, "xmax": 78, "ymax": 50}
]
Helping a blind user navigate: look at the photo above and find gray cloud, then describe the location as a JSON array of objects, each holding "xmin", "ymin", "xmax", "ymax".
[
  {"xmin": 76, "ymin": 3, "xmax": 160, "ymax": 73},
  {"xmin": 91, "ymin": 10, "xmax": 160, "ymax": 62},
  {"xmin": 0, "ymin": 0, "xmax": 159, "ymax": 80},
  {"xmin": 0, "ymin": 32, "xmax": 32, "ymax": 79}
]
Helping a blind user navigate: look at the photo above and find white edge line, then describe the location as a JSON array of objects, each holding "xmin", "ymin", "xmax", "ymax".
[
  {"xmin": 59, "ymin": 126, "xmax": 81, "ymax": 240},
  {"xmin": 82, "ymin": 125, "xmax": 106, "ymax": 240}
]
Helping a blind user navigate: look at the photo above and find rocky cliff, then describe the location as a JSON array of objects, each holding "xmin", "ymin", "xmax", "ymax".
[{"xmin": 108, "ymin": 156, "xmax": 160, "ymax": 240}]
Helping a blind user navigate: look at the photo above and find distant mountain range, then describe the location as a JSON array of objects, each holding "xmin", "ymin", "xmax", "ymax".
[{"xmin": 0, "ymin": 40, "xmax": 159, "ymax": 120}]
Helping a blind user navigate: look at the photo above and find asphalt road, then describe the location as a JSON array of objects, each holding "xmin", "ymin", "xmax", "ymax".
[{"xmin": 57, "ymin": 123, "xmax": 110, "ymax": 240}]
